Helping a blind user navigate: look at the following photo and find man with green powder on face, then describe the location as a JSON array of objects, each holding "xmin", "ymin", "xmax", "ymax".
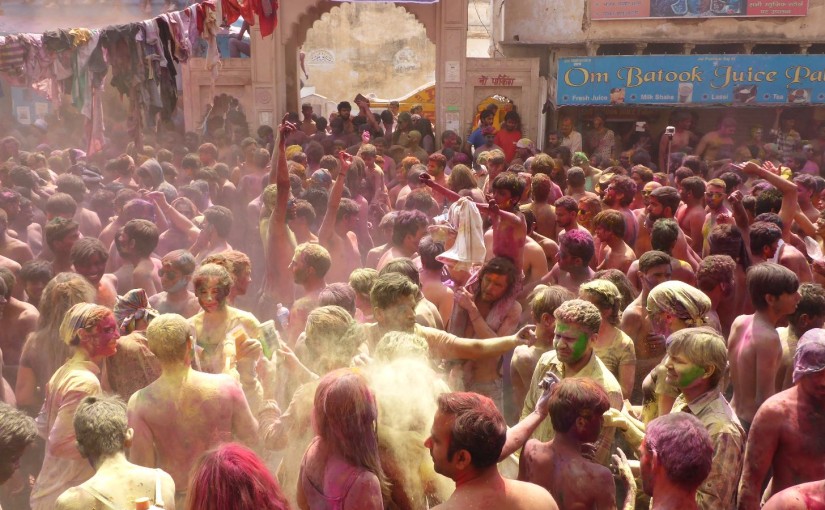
[
  {"xmin": 666, "ymin": 327, "xmax": 744, "ymax": 510},
  {"xmin": 520, "ymin": 299, "xmax": 623, "ymax": 466}
]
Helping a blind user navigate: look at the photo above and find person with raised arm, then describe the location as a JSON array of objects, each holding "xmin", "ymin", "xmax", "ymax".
[{"xmin": 318, "ymin": 149, "xmax": 362, "ymax": 284}]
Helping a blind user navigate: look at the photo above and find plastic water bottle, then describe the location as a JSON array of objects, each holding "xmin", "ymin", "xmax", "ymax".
[{"xmin": 275, "ymin": 303, "xmax": 290, "ymax": 330}]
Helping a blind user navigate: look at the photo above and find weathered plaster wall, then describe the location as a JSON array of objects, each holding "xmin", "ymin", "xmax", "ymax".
[
  {"xmin": 302, "ymin": 3, "xmax": 436, "ymax": 101},
  {"xmin": 499, "ymin": 0, "xmax": 825, "ymax": 45}
]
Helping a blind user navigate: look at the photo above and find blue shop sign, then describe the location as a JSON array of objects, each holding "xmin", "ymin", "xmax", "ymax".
[{"xmin": 557, "ymin": 54, "xmax": 825, "ymax": 107}]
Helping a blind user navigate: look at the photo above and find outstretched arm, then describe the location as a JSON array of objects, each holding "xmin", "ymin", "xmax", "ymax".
[
  {"xmin": 147, "ymin": 191, "xmax": 200, "ymax": 244},
  {"xmin": 265, "ymin": 115, "xmax": 293, "ymax": 272},
  {"xmin": 739, "ymin": 161, "xmax": 798, "ymax": 241},
  {"xmin": 500, "ymin": 375, "xmax": 555, "ymax": 460},
  {"xmin": 318, "ymin": 151, "xmax": 352, "ymax": 246}
]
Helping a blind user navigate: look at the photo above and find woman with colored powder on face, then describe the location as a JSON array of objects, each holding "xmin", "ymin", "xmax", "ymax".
[
  {"xmin": 579, "ymin": 279, "xmax": 637, "ymax": 398},
  {"xmin": 642, "ymin": 280, "xmax": 713, "ymax": 422},
  {"xmin": 298, "ymin": 368, "xmax": 388, "ymax": 510},
  {"xmin": 188, "ymin": 263, "xmax": 262, "ymax": 376},
  {"xmin": 30, "ymin": 303, "xmax": 120, "ymax": 510}
]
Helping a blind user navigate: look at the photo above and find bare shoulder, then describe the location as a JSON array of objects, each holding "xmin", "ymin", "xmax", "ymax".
[
  {"xmin": 763, "ymin": 485, "xmax": 811, "ymax": 510},
  {"xmin": 757, "ymin": 388, "xmax": 795, "ymax": 418},
  {"xmin": 505, "ymin": 478, "xmax": 558, "ymax": 508},
  {"xmin": 511, "ymin": 345, "xmax": 532, "ymax": 365},
  {"xmin": 55, "ymin": 486, "xmax": 92, "ymax": 510}
]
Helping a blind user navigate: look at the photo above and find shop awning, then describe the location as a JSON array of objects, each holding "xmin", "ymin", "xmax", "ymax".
[{"xmin": 557, "ymin": 54, "xmax": 825, "ymax": 107}]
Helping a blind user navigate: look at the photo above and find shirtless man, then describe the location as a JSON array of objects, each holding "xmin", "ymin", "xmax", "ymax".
[
  {"xmin": 286, "ymin": 199, "xmax": 318, "ymax": 245},
  {"xmin": 483, "ymin": 172, "xmax": 548, "ymax": 292},
  {"xmin": 738, "ymin": 331, "xmax": 825, "ymax": 509},
  {"xmin": 113, "ymin": 219, "xmax": 162, "ymax": 297},
  {"xmin": 641, "ymin": 413, "xmax": 714, "ymax": 510},
  {"xmin": 0, "ymin": 208, "xmax": 34, "ymax": 266},
  {"xmin": 776, "ymin": 283, "xmax": 825, "ymax": 392},
  {"xmin": 565, "ymin": 166, "xmax": 599, "ymax": 204},
  {"xmin": 632, "ymin": 181, "xmax": 661, "ymax": 256},
  {"xmin": 286, "ymin": 243, "xmax": 330, "ymax": 345},
  {"xmin": 365, "ymin": 212, "xmax": 397, "ymax": 269},
  {"xmin": 554, "ymin": 196, "xmax": 586, "ymax": 236},
  {"xmin": 603, "ymin": 174, "xmax": 638, "ymax": 247},
  {"xmin": 540, "ymin": 230, "xmax": 596, "ymax": 295},
  {"xmin": 453, "ymin": 257, "xmax": 522, "ymax": 410},
  {"xmin": 426, "ymin": 152, "xmax": 449, "ymax": 202},
  {"xmin": 728, "ymin": 263, "xmax": 800, "ymax": 432},
  {"xmin": 696, "ymin": 116, "xmax": 736, "ymax": 165},
  {"xmin": 319, "ymin": 152, "xmax": 362, "ymax": 284},
  {"xmin": 56, "ymin": 173, "xmax": 102, "ymax": 239},
  {"xmin": 258, "ymin": 121, "xmax": 299, "ymax": 314},
  {"xmin": 696, "ymin": 255, "xmax": 737, "ymax": 337},
  {"xmin": 628, "ymin": 218, "xmax": 696, "ymax": 291},
  {"xmin": 55, "ymin": 396, "xmax": 176, "ymax": 510},
  {"xmin": 522, "ymin": 209, "xmax": 559, "ymax": 275},
  {"xmin": 425, "ymin": 392, "xmax": 558, "ymax": 510},
  {"xmin": 149, "ymin": 250, "xmax": 200, "ymax": 318},
  {"xmin": 620, "ymin": 250, "xmax": 672, "ymax": 401},
  {"xmin": 794, "ymin": 173, "xmax": 821, "ymax": 224},
  {"xmin": 676, "ymin": 176, "xmax": 706, "ymax": 255},
  {"xmin": 70, "ymin": 238, "xmax": 119, "ymax": 309},
  {"xmin": 1, "ymin": 188, "xmax": 42, "ymax": 259},
  {"xmin": 521, "ymin": 173, "xmax": 556, "ymax": 239},
  {"xmin": 510, "ymin": 285, "xmax": 572, "ymax": 411},
  {"xmin": 519, "ymin": 378, "xmax": 635, "ymax": 510},
  {"xmin": 418, "ymin": 236, "xmax": 454, "ymax": 327},
  {"xmin": 592, "ymin": 210, "xmax": 636, "ymax": 273},
  {"xmin": 376, "ymin": 210, "xmax": 428, "ymax": 272},
  {"xmin": 0, "ymin": 271, "xmax": 37, "ymax": 386},
  {"xmin": 189, "ymin": 205, "xmax": 233, "ymax": 264},
  {"xmin": 44, "ymin": 217, "xmax": 80, "ymax": 274},
  {"xmin": 749, "ymin": 220, "xmax": 814, "ymax": 283},
  {"xmin": 128, "ymin": 313, "xmax": 259, "ymax": 508},
  {"xmin": 702, "ymin": 179, "xmax": 731, "ymax": 256}
]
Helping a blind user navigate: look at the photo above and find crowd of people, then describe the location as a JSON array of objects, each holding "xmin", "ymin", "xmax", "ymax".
[{"xmin": 1, "ymin": 97, "xmax": 825, "ymax": 510}]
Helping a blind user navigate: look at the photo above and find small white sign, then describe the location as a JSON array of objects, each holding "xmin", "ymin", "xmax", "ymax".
[
  {"xmin": 16, "ymin": 107, "xmax": 31, "ymax": 125},
  {"xmin": 445, "ymin": 111, "xmax": 460, "ymax": 132},
  {"xmin": 445, "ymin": 61, "xmax": 460, "ymax": 83}
]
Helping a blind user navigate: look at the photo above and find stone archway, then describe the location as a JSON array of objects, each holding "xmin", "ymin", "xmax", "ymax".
[
  {"xmin": 245, "ymin": 1, "xmax": 468, "ymax": 143},
  {"xmin": 300, "ymin": 4, "xmax": 436, "ymax": 104}
]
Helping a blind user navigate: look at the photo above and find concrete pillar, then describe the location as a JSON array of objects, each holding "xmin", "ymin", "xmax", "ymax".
[
  {"xmin": 250, "ymin": 20, "xmax": 284, "ymax": 130},
  {"xmin": 634, "ymin": 42, "xmax": 647, "ymax": 55},
  {"xmin": 435, "ymin": 0, "xmax": 469, "ymax": 148},
  {"xmin": 586, "ymin": 42, "xmax": 600, "ymax": 56},
  {"xmin": 742, "ymin": 43, "xmax": 755, "ymax": 54},
  {"xmin": 800, "ymin": 43, "xmax": 812, "ymax": 54},
  {"xmin": 683, "ymin": 43, "xmax": 695, "ymax": 55}
]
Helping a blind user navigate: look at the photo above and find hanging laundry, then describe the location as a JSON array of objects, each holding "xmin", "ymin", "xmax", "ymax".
[
  {"xmin": 221, "ymin": 0, "xmax": 253, "ymax": 27},
  {"xmin": 249, "ymin": 0, "xmax": 278, "ymax": 38},
  {"xmin": 0, "ymin": 35, "xmax": 28, "ymax": 78}
]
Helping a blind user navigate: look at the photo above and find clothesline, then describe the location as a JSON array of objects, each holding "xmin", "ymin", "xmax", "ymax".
[{"xmin": 0, "ymin": 0, "xmax": 278, "ymax": 155}]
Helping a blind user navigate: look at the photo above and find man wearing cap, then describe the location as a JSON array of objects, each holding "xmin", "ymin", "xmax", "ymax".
[
  {"xmin": 737, "ymin": 328, "xmax": 825, "ymax": 510},
  {"xmin": 494, "ymin": 111, "xmax": 523, "ymax": 164},
  {"xmin": 515, "ymin": 138, "xmax": 536, "ymax": 162}
]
